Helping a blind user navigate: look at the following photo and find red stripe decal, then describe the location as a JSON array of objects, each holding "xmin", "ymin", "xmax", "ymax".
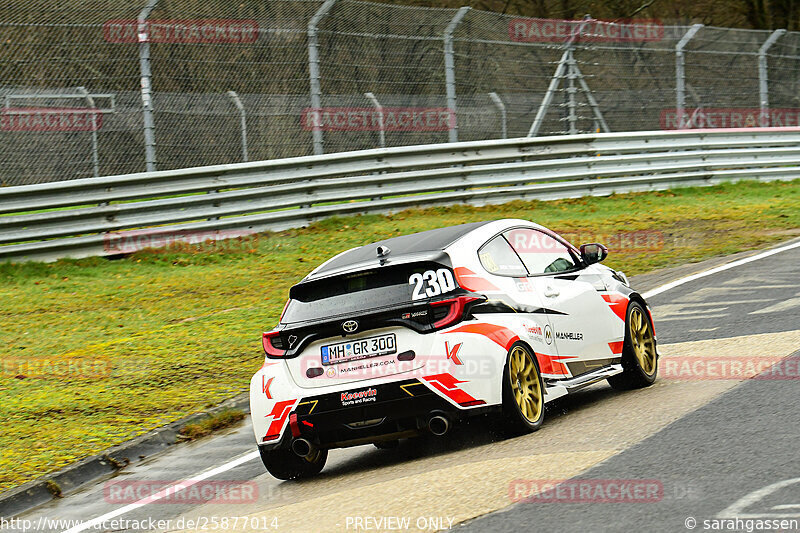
[
  {"xmin": 263, "ymin": 399, "xmax": 297, "ymax": 442},
  {"xmin": 602, "ymin": 294, "xmax": 629, "ymax": 322},
  {"xmin": 608, "ymin": 341, "xmax": 625, "ymax": 355},
  {"xmin": 447, "ymin": 323, "xmax": 520, "ymax": 351},
  {"xmin": 453, "ymin": 267, "xmax": 500, "ymax": 292},
  {"xmin": 536, "ymin": 353, "xmax": 575, "ymax": 375},
  {"xmin": 422, "ymin": 373, "xmax": 484, "ymax": 406}
]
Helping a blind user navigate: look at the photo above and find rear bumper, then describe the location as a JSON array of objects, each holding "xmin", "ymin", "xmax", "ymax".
[{"xmin": 264, "ymin": 378, "xmax": 495, "ymax": 450}]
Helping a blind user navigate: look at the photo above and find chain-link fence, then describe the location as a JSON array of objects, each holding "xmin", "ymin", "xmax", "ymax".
[{"xmin": 3, "ymin": 0, "xmax": 800, "ymax": 185}]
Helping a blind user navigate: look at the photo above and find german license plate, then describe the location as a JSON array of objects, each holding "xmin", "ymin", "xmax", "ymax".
[{"xmin": 321, "ymin": 333, "xmax": 397, "ymax": 365}]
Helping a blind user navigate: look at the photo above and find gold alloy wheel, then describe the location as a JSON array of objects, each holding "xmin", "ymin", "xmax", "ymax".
[
  {"xmin": 509, "ymin": 346, "xmax": 543, "ymax": 423},
  {"xmin": 630, "ymin": 306, "xmax": 657, "ymax": 376}
]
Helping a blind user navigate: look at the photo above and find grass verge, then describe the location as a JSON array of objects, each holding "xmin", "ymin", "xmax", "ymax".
[{"xmin": 1, "ymin": 179, "xmax": 799, "ymax": 493}]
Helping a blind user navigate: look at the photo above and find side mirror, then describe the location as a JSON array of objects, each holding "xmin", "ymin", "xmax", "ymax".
[{"xmin": 580, "ymin": 243, "xmax": 608, "ymax": 265}]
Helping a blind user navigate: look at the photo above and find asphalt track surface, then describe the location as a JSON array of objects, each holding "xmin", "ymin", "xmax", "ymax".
[{"xmin": 7, "ymin": 239, "xmax": 800, "ymax": 533}]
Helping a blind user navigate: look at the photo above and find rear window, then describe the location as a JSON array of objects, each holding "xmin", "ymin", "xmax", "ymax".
[{"xmin": 284, "ymin": 262, "xmax": 457, "ymax": 324}]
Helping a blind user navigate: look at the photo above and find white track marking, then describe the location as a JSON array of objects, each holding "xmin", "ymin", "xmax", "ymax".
[
  {"xmin": 61, "ymin": 239, "xmax": 800, "ymax": 533},
  {"xmin": 642, "ymin": 240, "xmax": 800, "ymax": 299},
  {"xmin": 60, "ymin": 451, "xmax": 259, "ymax": 533},
  {"xmin": 718, "ymin": 477, "xmax": 800, "ymax": 519}
]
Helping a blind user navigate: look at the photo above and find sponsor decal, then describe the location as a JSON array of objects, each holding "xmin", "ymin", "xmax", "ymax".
[
  {"xmin": 508, "ymin": 18, "xmax": 664, "ymax": 43},
  {"xmin": 326, "ymin": 367, "xmax": 336, "ymax": 377},
  {"xmin": 1, "ymin": 107, "xmax": 103, "ymax": 132},
  {"xmin": 104, "ymin": 480, "xmax": 258, "ymax": 504},
  {"xmin": 509, "ymin": 479, "xmax": 663, "ymax": 503},
  {"xmin": 103, "ymin": 19, "xmax": 259, "ymax": 44},
  {"xmin": 544, "ymin": 324, "xmax": 553, "ymax": 345},
  {"xmin": 660, "ymin": 108, "xmax": 800, "ymax": 130},
  {"xmin": 445, "ymin": 341, "xmax": 463, "ymax": 365},
  {"xmin": 300, "ymin": 107, "xmax": 455, "ymax": 132},
  {"xmin": 341, "ymin": 387, "xmax": 377, "ymax": 406},
  {"xmin": 402, "ymin": 310, "xmax": 429, "ymax": 319},
  {"xmin": 555, "ymin": 331, "xmax": 584, "ymax": 341},
  {"xmin": 515, "ymin": 278, "xmax": 533, "ymax": 292}
]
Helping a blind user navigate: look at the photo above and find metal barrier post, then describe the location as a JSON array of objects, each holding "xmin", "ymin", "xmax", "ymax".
[
  {"xmin": 77, "ymin": 87, "xmax": 100, "ymax": 178},
  {"xmin": 444, "ymin": 7, "xmax": 470, "ymax": 143},
  {"xmin": 675, "ymin": 24, "xmax": 704, "ymax": 130},
  {"xmin": 364, "ymin": 92, "xmax": 385, "ymax": 148},
  {"xmin": 488, "ymin": 92, "xmax": 506, "ymax": 139},
  {"xmin": 759, "ymin": 29, "xmax": 786, "ymax": 127},
  {"xmin": 227, "ymin": 91, "xmax": 249, "ymax": 162},
  {"xmin": 138, "ymin": 0, "xmax": 159, "ymax": 172},
  {"xmin": 308, "ymin": 0, "xmax": 337, "ymax": 155}
]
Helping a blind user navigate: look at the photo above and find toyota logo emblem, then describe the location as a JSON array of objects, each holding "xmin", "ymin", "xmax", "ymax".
[{"xmin": 342, "ymin": 320, "xmax": 359, "ymax": 333}]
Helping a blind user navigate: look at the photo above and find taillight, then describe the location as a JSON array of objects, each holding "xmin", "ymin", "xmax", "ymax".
[
  {"xmin": 262, "ymin": 331, "xmax": 286, "ymax": 358},
  {"xmin": 430, "ymin": 295, "xmax": 483, "ymax": 330}
]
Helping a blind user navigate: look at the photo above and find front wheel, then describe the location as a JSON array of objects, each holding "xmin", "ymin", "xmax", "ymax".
[
  {"xmin": 259, "ymin": 446, "xmax": 327, "ymax": 480},
  {"xmin": 608, "ymin": 301, "xmax": 658, "ymax": 390},
  {"xmin": 502, "ymin": 342, "xmax": 545, "ymax": 434}
]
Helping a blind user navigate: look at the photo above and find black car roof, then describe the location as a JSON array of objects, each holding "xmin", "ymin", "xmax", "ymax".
[{"xmin": 313, "ymin": 220, "xmax": 491, "ymax": 275}]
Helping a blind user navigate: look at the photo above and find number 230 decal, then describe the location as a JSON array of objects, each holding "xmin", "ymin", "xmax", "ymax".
[{"xmin": 409, "ymin": 269, "xmax": 456, "ymax": 300}]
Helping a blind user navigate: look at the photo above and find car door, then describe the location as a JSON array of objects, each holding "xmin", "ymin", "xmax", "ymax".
[
  {"xmin": 472, "ymin": 234, "xmax": 567, "ymax": 377},
  {"xmin": 503, "ymin": 227, "xmax": 621, "ymax": 376}
]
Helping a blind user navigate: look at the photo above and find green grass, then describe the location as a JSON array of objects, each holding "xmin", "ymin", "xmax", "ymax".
[{"xmin": 1, "ymin": 179, "xmax": 799, "ymax": 493}]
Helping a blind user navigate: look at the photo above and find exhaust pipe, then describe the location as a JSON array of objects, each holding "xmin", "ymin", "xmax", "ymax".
[
  {"xmin": 291, "ymin": 438, "xmax": 315, "ymax": 458},
  {"xmin": 427, "ymin": 414, "xmax": 450, "ymax": 436}
]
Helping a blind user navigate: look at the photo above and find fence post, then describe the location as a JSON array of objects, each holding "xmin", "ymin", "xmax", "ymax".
[
  {"xmin": 138, "ymin": 0, "xmax": 159, "ymax": 172},
  {"xmin": 308, "ymin": 0, "xmax": 337, "ymax": 156},
  {"xmin": 444, "ymin": 7, "xmax": 470, "ymax": 143},
  {"xmin": 77, "ymin": 87, "xmax": 100, "ymax": 178},
  {"xmin": 675, "ymin": 24, "xmax": 703, "ymax": 129},
  {"xmin": 364, "ymin": 92, "xmax": 385, "ymax": 148},
  {"xmin": 488, "ymin": 92, "xmax": 506, "ymax": 139},
  {"xmin": 227, "ymin": 91, "xmax": 248, "ymax": 162},
  {"xmin": 759, "ymin": 29, "xmax": 786, "ymax": 127}
]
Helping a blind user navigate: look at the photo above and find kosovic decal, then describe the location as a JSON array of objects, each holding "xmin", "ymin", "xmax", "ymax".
[
  {"xmin": 445, "ymin": 341, "xmax": 463, "ymax": 365},
  {"xmin": 340, "ymin": 387, "xmax": 377, "ymax": 406}
]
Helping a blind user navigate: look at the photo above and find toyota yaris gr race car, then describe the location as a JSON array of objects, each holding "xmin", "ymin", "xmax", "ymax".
[{"xmin": 250, "ymin": 219, "xmax": 658, "ymax": 479}]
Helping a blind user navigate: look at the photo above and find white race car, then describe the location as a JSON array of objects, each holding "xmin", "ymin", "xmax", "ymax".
[{"xmin": 250, "ymin": 219, "xmax": 658, "ymax": 479}]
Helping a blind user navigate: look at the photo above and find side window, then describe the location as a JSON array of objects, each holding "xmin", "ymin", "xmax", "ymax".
[
  {"xmin": 504, "ymin": 228, "xmax": 577, "ymax": 274},
  {"xmin": 478, "ymin": 236, "xmax": 528, "ymax": 276}
]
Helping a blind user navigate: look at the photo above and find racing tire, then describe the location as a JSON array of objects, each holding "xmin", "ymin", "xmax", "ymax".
[
  {"xmin": 502, "ymin": 342, "xmax": 545, "ymax": 434},
  {"xmin": 608, "ymin": 301, "xmax": 658, "ymax": 390},
  {"xmin": 259, "ymin": 446, "xmax": 327, "ymax": 480}
]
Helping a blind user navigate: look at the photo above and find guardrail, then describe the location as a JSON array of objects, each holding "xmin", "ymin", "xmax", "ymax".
[{"xmin": 2, "ymin": 128, "xmax": 800, "ymax": 262}]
